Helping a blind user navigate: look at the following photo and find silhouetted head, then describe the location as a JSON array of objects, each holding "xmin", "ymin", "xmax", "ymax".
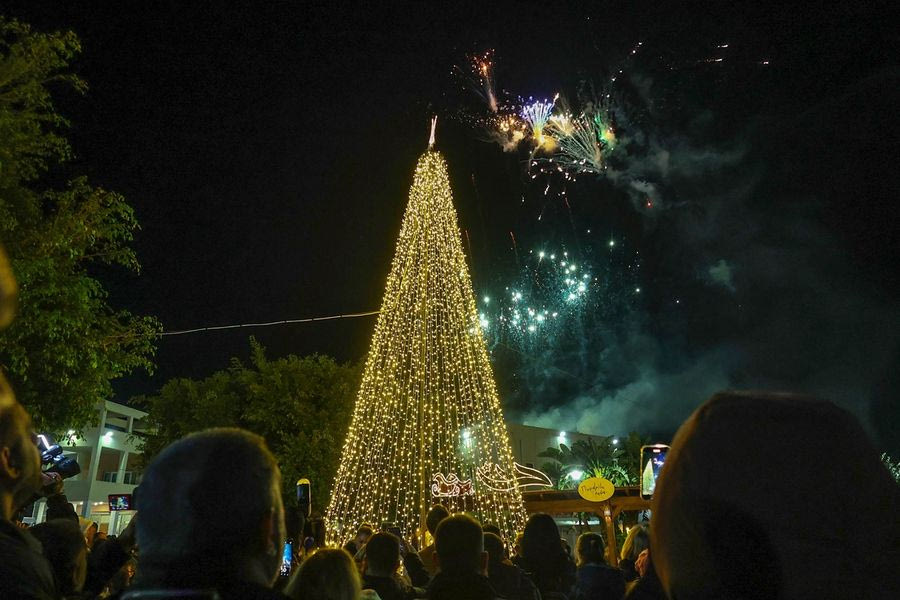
[
  {"xmin": 135, "ymin": 428, "xmax": 285, "ymax": 587},
  {"xmin": 29, "ymin": 518, "xmax": 88, "ymax": 595},
  {"xmin": 354, "ymin": 523, "xmax": 374, "ymax": 547},
  {"xmin": 286, "ymin": 548, "xmax": 360, "ymax": 600},
  {"xmin": 0, "ymin": 387, "xmax": 42, "ymax": 519},
  {"xmin": 652, "ymin": 391, "xmax": 900, "ymax": 599},
  {"xmin": 575, "ymin": 532, "xmax": 606, "ymax": 566},
  {"xmin": 483, "ymin": 532, "xmax": 506, "ymax": 566},
  {"xmin": 435, "ymin": 513, "xmax": 487, "ymax": 576},
  {"xmin": 426, "ymin": 504, "xmax": 450, "ymax": 536},
  {"xmin": 620, "ymin": 524, "xmax": 649, "ymax": 562},
  {"xmin": 364, "ymin": 532, "xmax": 401, "ymax": 577},
  {"xmin": 521, "ymin": 512, "xmax": 565, "ymax": 566}
]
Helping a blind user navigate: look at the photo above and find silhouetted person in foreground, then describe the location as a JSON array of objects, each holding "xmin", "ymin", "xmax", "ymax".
[
  {"xmin": 418, "ymin": 504, "xmax": 449, "ymax": 578},
  {"xmin": 520, "ymin": 512, "xmax": 576, "ymax": 599},
  {"xmin": 345, "ymin": 523, "xmax": 375, "ymax": 557},
  {"xmin": 28, "ymin": 518, "xmax": 88, "ymax": 597},
  {"xmin": 285, "ymin": 547, "xmax": 361, "ymax": 600},
  {"xmin": 0, "ymin": 382, "xmax": 58, "ymax": 599},
  {"xmin": 618, "ymin": 524, "xmax": 649, "ymax": 583},
  {"xmin": 572, "ymin": 532, "xmax": 624, "ymax": 600},
  {"xmin": 361, "ymin": 531, "xmax": 422, "ymax": 600},
  {"xmin": 44, "ymin": 492, "xmax": 79, "ymax": 524},
  {"xmin": 126, "ymin": 428, "xmax": 287, "ymax": 599},
  {"xmin": 0, "ymin": 252, "xmax": 59, "ymax": 599},
  {"xmin": 483, "ymin": 532, "xmax": 539, "ymax": 600},
  {"xmin": 623, "ymin": 548, "xmax": 665, "ymax": 600},
  {"xmin": 427, "ymin": 514, "xmax": 500, "ymax": 600},
  {"xmin": 652, "ymin": 391, "xmax": 900, "ymax": 599},
  {"xmin": 83, "ymin": 517, "xmax": 137, "ymax": 597}
]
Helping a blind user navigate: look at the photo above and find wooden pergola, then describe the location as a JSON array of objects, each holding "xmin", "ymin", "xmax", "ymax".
[{"xmin": 522, "ymin": 486, "xmax": 650, "ymax": 566}]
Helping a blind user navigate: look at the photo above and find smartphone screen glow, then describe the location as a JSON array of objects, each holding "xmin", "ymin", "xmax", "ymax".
[
  {"xmin": 640, "ymin": 444, "xmax": 669, "ymax": 500},
  {"xmin": 280, "ymin": 541, "xmax": 293, "ymax": 577}
]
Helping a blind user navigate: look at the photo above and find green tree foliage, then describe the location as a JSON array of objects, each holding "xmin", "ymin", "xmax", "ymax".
[
  {"xmin": 0, "ymin": 19, "xmax": 84, "ymax": 192},
  {"xmin": 0, "ymin": 18, "xmax": 159, "ymax": 432},
  {"xmin": 538, "ymin": 431, "xmax": 649, "ymax": 488},
  {"xmin": 136, "ymin": 340, "xmax": 360, "ymax": 512}
]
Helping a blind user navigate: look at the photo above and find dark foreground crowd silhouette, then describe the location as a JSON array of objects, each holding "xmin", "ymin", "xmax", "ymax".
[{"xmin": 1, "ymin": 384, "xmax": 898, "ymax": 599}]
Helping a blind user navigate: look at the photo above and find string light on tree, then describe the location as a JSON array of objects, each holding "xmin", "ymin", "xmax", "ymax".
[{"xmin": 325, "ymin": 123, "xmax": 527, "ymax": 545}]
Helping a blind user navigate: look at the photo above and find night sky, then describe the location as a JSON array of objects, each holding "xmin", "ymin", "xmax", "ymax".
[{"xmin": 7, "ymin": 2, "xmax": 898, "ymax": 451}]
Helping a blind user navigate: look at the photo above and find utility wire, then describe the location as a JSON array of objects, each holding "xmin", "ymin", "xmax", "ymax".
[{"xmin": 161, "ymin": 310, "xmax": 380, "ymax": 337}]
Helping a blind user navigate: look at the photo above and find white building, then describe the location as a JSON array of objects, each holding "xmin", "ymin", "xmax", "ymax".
[
  {"xmin": 26, "ymin": 407, "xmax": 606, "ymax": 536},
  {"xmin": 506, "ymin": 422, "xmax": 614, "ymax": 470},
  {"xmin": 32, "ymin": 400, "xmax": 148, "ymax": 535}
]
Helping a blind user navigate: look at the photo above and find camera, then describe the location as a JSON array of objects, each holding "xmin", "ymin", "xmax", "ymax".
[{"xmin": 37, "ymin": 434, "xmax": 81, "ymax": 480}]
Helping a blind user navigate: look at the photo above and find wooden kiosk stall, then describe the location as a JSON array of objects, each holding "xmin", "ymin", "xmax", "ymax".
[{"xmin": 522, "ymin": 483, "xmax": 650, "ymax": 566}]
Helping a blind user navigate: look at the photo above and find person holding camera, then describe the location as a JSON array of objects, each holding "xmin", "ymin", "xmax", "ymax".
[{"xmin": 0, "ymin": 376, "xmax": 61, "ymax": 599}]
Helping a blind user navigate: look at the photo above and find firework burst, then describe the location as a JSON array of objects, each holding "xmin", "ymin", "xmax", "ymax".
[
  {"xmin": 477, "ymin": 244, "xmax": 641, "ymax": 353},
  {"xmin": 521, "ymin": 95, "xmax": 559, "ymax": 151},
  {"xmin": 548, "ymin": 112, "xmax": 576, "ymax": 137},
  {"xmin": 490, "ymin": 113, "xmax": 528, "ymax": 152},
  {"xmin": 476, "ymin": 51, "xmax": 499, "ymax": 113},
  {"xmin": 456, "ymin": 50, "xmax": 500, "ymax": 113},
  {"xmin": 478, "ymin": 249, "xmax": 591, "ymax": 348},
  {"xmin": 546, "ymin": 102, "xmax": 617, "ymax": 174}
]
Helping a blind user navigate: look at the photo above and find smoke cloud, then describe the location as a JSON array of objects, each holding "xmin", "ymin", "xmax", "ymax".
[
  {"xmin": 707, "ymin": 259, "xmax": 735, "ymax": 292},
  {"xmin": 498, "ymin": 68, "xmax": 899, "ymax": 450}
]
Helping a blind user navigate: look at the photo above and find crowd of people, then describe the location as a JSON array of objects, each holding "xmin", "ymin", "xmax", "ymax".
[
  {"xmin": 2, "ymin": 384, "xmax": 898, "ymax": 599},
  {"xmin": 1, "ymin": 258, "xmax": 898, "ymax": 600}
]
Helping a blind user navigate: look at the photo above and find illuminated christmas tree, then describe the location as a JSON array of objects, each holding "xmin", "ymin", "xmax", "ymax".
[{"xmin": 326, "ymin": 124, "xmax": 527, "ymax": 544}]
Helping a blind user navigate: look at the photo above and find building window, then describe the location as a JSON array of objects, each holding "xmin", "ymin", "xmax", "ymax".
[{"xmin": 101, "ymin": 471, "xmax": 141, "ymax": 485}]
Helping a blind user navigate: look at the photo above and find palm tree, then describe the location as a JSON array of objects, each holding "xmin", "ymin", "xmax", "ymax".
[
  {"xmin": 538, "ymin": 443, "xmax": 582, "ymax": 489},
  {"xmin": 538, "ymin": 432, "xmax": 649, "ymax": 489}
]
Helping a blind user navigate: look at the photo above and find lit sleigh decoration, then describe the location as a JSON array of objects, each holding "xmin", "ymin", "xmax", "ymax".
[
  {"xmin": 514, "ymin": 462, "xmax": 554, "ymax": 489},
  {"xmin": 431, "ymin": 463, "xmax": 553, "ymax": 498},
  {"xmin": 432, "ymin": 473, "xmax": 474, "ymax": 497},
  {"xmin": 476, "ymin": 463, "xmax": 554, "ymax": 492}
]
